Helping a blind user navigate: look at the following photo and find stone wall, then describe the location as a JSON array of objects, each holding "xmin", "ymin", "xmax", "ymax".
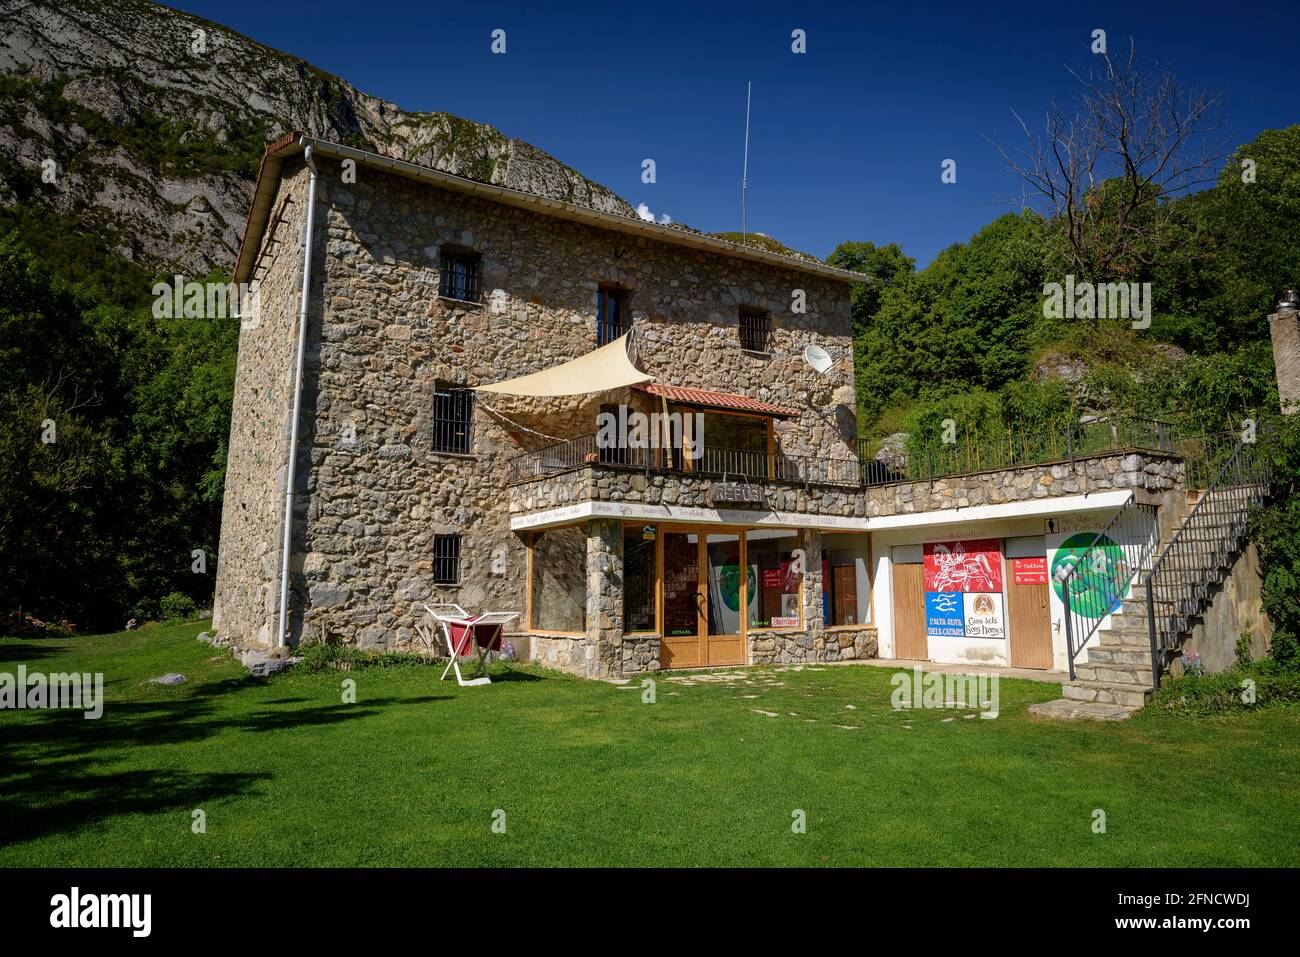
[
  {"xmin": 212, "ymin": 163, "xmax": 314, "ymax": 647},
  {"xmin": 216, "ymin": 159, "xmax": 857, "ymax": 652},
  {"xmin": 1176, "ymin": 543, "xmax": 1273, "ymax": 674},
  {"xmin": 1269, "ymin": 307, "xmax": 1300, "ymax": 414}
]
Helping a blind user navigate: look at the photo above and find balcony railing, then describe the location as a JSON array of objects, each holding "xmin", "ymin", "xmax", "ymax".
[
  {"xmin": 506, "ymin": 433, "xmax": 863, "ymax": 487},
  {"xmin": 506, "ymin": 416, "xmax": 1187, "ymax": 490}
]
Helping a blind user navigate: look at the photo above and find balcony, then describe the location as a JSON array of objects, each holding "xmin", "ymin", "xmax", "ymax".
[
  {"xmin": 507, "ymin": 416, "xmax": 1183, "ymax": 490},
  {"xmin": 506, "ymin": 432, "xmax": 866, "ymax": 488}
]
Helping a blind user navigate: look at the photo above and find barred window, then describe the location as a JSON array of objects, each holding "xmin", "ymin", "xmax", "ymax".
[
  {"xmin": 433, "ymin": 386, "xmax": 474, "ymax": 454},
  {"xmin": 434, "ymin": 534, "xmax": 461, "ymax": 586},
  {"xmin": 739, "ymin": 307, "xmax": 770, "ymax": 352},
  {"xmin": 597, "ymin": 286, "xmax": 629, "ymax": 346},
  {"xmin": 439, "ymin": 250, "xmax": 482, "ymax": 303}
]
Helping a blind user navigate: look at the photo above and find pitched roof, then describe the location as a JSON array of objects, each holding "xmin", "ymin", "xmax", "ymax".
[
  {"xmin": 633, "ymin": 382, "xmax": 799, "ymax": 418},
  {"xmin": 234, "ymin": 133, "xmax": 868, "ymax": 287}
]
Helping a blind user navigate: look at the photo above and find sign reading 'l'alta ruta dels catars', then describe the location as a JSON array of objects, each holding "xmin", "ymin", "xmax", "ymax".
[{"xmin": 923, "ymin": 538, "xmax": 1006, "ymax": 639}]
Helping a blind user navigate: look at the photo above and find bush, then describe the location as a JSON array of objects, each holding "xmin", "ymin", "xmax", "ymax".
[
  {"xmin": 1150, "ymin": 659, "xmax": 1300, "ymax": 715},
  {"xmin": 298, "ymin": 639, "xmax": 427, "ymax": 672},
  {"xmin": 128, "ymin": 598, "xmax": 159, "ymax": 623},
  {"xmin": 158, "ymin": 592, "xmax": 197, "ymax": 621}
]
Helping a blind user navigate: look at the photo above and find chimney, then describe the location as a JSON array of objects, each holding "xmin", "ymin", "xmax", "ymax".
[{"xmin": 1270, "ymin": 289, "xmax": 1300, "ymax": 414}]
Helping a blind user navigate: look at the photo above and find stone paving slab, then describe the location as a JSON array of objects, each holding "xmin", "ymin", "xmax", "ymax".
[{"xmin": 1027, "ymin": 698, "xmax": 1136, "ymax": 721}]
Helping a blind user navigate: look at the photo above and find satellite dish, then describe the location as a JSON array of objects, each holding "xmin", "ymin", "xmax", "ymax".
[{"xmin": 803, "ymin": 343, "xmax": 832, "ymax": 374}]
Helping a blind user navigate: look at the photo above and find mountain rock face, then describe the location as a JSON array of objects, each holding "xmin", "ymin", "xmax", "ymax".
[{"xmin": 0, "ymin": 0, "xmax": 636, "ymax": 278}]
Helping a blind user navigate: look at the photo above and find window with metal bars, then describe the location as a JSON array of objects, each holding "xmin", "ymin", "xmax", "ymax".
[
  {"xmin": 433, "ymin": 534, "xmax": 462, "ymax": 586},
  {"xmin": 433, "ymin": 386, "xmax": 474, "ymax": 454},
  {"xmin": 439, "ymin": 250, "xmax": 483, "ymax": 303},
  {"xmin": 597, "ymin": 286, "xmax": 629, "ymax": 346},
  {"xmin": 738, "ymin": 307, "xmax": 770, "ymax": 353}
]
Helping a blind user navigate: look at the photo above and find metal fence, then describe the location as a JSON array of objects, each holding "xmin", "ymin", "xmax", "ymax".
[
  {"xmin": 1143, "ymin": 439, "xmax": 1273, "ymax": 688},
  {"xmin": 506, "ymin": 433, "xmax": 862, "ymax": 487},
  {"xmin": 860, "ymin": 416, "xmax": 1177, "ymax": 487}
]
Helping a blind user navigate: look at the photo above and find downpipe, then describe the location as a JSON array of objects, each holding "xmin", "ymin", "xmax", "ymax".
[{"xmin": 276, "ymin": 144, "xmax": 319, "ymax": 649}]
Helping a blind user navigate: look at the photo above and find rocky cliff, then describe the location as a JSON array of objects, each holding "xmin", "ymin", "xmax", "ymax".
[{"xmin": 0, "ymin": 0, "xmax": 636, "ymax": 278}]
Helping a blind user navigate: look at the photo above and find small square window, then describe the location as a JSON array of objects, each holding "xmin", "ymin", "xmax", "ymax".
[
  {"xmin": 739, "ymin": 307, "xmax": 770, "ymax": 353},
  {"xmin": 434, "ymin": 534, "xmax": 462, "ymax": 586},
  {"xmin": 439, "ymin": 250, "xmax": 482, "ymax": 303},
  {"xmin": 434, "ymin": 386, "xmax": 474, "ymax": 454}
]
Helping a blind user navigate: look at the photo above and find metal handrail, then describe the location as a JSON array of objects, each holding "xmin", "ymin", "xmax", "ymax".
[
  {"xmin": 1143, "ymin": 439, "xmax": 1272, "ymax": 689},
  {"xmin": 505, "ymin": 433, "xmax": 862, "ymax": 487},
  {"xmin": 1060, "ymin": 499, "xmax": 1160, "ymax": 680},
  {"xmin": 510, "ymin": 414, "xmax": 1185, "ymax": 489}
]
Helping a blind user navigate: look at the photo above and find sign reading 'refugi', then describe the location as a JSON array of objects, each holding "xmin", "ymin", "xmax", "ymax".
[{"xmin": 709, "ymin": 482, "xmax": 764, "ymax": 506}]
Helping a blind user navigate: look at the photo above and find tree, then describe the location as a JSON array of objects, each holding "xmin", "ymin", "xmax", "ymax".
[
  {"xmin": 994, "ymin": 42, "xmax": 1226, "ymax": 292},
  {"xmin": 826, "ymin": 241, "xmax": 915, "ymax": 337}
]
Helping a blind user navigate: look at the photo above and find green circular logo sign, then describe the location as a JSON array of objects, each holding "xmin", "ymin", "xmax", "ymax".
[{"xmin": 1050, "ymin": 532, "xmax": 1126, "ymax": 619}]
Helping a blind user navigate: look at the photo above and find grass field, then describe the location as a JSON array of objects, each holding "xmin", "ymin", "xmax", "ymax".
[{"xmin": 2, "ymin": 620, "xmax": 1298, "ymax": 867}]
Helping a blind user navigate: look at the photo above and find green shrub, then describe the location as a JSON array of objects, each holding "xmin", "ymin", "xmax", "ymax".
[
  {"xmin": 158, "ymin": 592, "xmax": 197, "ymax": 621},
  {"xmin": 1150, "ymin": 659, "xmax": 1300, "ymax": 715},
  {"xmin": 298, "ymin": 640, "xmax": 427, "ymax": 672},
  {"xmin": 1235, "ymin": 632, "xmax": 1254, "ymax": 670}
]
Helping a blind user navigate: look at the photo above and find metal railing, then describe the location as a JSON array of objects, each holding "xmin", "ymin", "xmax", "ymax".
[
  {"xmin": 1061, "ymin": 500, "xmax": 1161, "ymax": 680},
  {"xmin": 1143, "ymin": 439, "xmax": 1272, "ymax": 689},
  {"xmin": 508, "ymin": 415, "xmax": 1187, "ymax": 490},
  {"xmin": 506, "ymin": 433, "xmax": 863, "ymax": 487},
  {"xmin": 861, "ymin": 416, "xmax": 1177, "ymax": 487}
]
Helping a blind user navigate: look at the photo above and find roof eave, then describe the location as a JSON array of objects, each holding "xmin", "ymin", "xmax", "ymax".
[{"xmin": 235, "ymin": 132, "xmax": 869, "ymax": 286}]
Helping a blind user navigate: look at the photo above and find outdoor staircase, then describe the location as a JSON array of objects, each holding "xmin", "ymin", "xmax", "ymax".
[{"xmin": 1032, "ymin": 439, "xmax": 1271, "ymax": 721}]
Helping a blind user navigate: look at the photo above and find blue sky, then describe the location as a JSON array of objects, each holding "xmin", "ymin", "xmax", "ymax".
[{"xmin": 174, "ymin": 0, "xmax": 1298, "ymax": 267}]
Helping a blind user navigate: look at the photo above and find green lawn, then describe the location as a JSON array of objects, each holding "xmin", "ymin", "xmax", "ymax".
[{"xmin": 2, "ymin": 621, "xmax": 1298, "ymax": 867}]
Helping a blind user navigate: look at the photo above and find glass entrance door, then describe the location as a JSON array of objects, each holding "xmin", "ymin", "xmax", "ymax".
[
  {"xmin": 661, "ymin": 531, "xmax": 702, "ymax": 668},
  {"xmin": 658, "ymin": 527, "xmax": 748, "ymax": 669},
  {"xmin": 704, "ymin": 531, "xmax": 746, "ymax": 665}
]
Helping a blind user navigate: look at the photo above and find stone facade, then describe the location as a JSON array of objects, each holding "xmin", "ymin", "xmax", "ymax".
[
  {"xmin": 214, "ymin": 151, "xmax": 858, "ymax": 666},
  {"xmin": 1269, "ymin": 306, "xmax": 1300, "ymax": 414},
  {"xmin": 212, "ymin": 165, "xmax": 314, "ymax": 646}
]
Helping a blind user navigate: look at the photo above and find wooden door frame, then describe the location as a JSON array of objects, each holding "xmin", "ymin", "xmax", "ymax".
[{"xmin": 657, "ymin": 522, "xmax": 749, "ymax": 666}]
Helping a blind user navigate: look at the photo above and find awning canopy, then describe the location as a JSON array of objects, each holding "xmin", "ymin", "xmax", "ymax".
[
  {"xmin": 633, "ymin": 382, "xmax": 799, "ymax": 418},
  {"xmin": 474, "ymin": 334, "xmax": 652, "ymax": 397}
]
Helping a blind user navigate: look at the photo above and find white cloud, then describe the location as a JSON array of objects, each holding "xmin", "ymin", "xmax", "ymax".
[{"xmin": 635, "ymin": 203, "xmax": 672, "ymax": 225}]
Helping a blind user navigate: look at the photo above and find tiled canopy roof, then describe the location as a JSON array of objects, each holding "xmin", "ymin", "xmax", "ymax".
[{"xmin": 633, "ymin": 382, "xmax": 799, "ymax": 418}]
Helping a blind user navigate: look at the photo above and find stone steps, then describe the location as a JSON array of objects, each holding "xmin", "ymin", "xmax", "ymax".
[
  {"xmin": 1061, "ymin": 678, "xmax": 1152, "ymax": 709},
  {"xmin": 1072, "ymin": 662, "xmax": 1154, "ymax": 686},
  {"xmin": 1082, "ymin": 645, "xmax": 1152, "ymax": 666}
]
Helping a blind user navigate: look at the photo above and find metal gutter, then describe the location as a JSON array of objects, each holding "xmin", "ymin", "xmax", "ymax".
[{"xmin": 276, "ymin": 144, "xmax": 319, "ymax": 649}]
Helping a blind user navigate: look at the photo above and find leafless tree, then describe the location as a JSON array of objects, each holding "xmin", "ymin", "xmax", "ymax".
[{"xmin": 993, "ymin": 41, "xmax": 1227, "ymax": 282}]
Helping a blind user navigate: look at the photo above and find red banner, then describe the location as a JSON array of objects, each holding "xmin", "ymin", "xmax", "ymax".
[
  {"xmin": 1013, "ymin": 556, "xmax": 1048, "ymax": 585},
  {"xmin": 924, "ymin": 538, "xmax": 1002, "ymax": 593}
]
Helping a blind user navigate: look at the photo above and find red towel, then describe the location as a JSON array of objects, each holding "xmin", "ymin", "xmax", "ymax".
[{"xmin": 447, "ymin": 617, "xmax": 503, "ymax": 656}]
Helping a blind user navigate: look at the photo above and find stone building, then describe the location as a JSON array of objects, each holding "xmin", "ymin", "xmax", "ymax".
[
  {"xmin": 214, "ymin": 133, "xmax": 1269, "ymax": 701},
  {"xmin": 213, "ymin": 133, "xmax": 872, "ymax": 677}
]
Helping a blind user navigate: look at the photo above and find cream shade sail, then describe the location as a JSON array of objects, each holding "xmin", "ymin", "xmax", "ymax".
[{"xmin": 474, "ymin": 333, "xmax": 652, "ymax": 396}]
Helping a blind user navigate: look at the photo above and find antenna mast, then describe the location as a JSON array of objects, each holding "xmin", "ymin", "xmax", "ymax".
[{"xmin": 741, "ymin": 81, "xmax": 751, "ymax": 240}]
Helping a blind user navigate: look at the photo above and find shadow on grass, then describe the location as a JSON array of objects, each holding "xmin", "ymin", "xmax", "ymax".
[
  {"xmin": 0, "ymin": 764, "xmax": 270, "ymax": 850},
  {"xmin": 0, "ymin": 640, "xmax": 71, "ymax": 664},
  {"xmin": 482, "ymin": 667, "xmax": 545, "ymax": 683},
  {"xmin": 0, "ymin": 682, "xmax": 453, "ymax": 846}
]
